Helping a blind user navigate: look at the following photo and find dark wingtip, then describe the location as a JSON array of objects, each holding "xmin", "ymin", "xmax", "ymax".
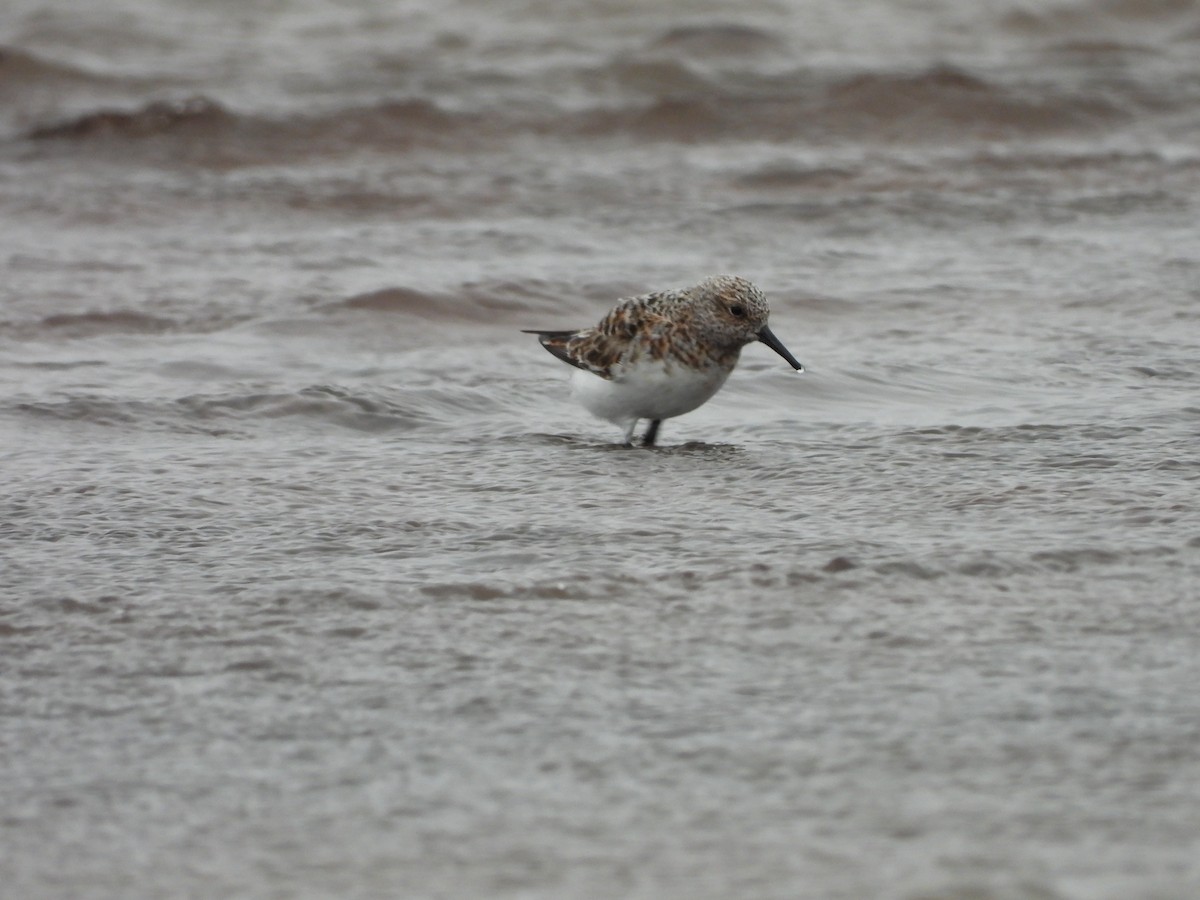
[{"xmin": 521, "ymin": 329, "xmax": 578, "ymax": 339}]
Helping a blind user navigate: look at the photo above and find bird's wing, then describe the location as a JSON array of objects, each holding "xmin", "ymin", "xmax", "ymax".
[
  {"xmin": 520, "ymin": 329, "xmax": 598, "ymax": 374},
  {"xmin": 521, "ymin": 327, "xmax": 622, "ymax": 379},
  {"xmin": 522, "ymin": 292, "xmax": 673, "ymax": 380}
]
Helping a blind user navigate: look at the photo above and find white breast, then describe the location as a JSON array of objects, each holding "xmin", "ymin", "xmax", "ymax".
[{"xmin": 570, "ymin": 360, "xmax": 731, "ymax": 426}]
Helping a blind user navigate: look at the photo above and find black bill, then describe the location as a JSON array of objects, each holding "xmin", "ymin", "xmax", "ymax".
[{"xmin": 757, "ymin": 325, "xmax": 804, "ymax": 372}]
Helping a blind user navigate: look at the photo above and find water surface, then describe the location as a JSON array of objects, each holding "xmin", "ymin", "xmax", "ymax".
[{"xmin": 3, "ymin": 1, "xmax": 1200, "ymax": 897}]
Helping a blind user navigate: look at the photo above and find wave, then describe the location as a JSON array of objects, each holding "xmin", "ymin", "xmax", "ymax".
[
  {"xmin": 1004, "ymin": 0, "xmax": 1200, "ymax": 34},
  {"xmin": 26, "ymin": 95, "xmax": 234, "ymax": 141},
  {"xmin": 0, "ymin": 45, "xmax": 116, "ymax": 90},
  {"xmin": 568, "ymin": 68, "xmax": 1126, "ymax": 143},
  {"xmin": 647, "ymin": 23, "xmax": 788, "ymax": 57},
  {"xmin": 37, "ymin": 310, "xmax": 178, "ymax": 336},
  {"xmin": 412, "ymin": 537, "xmax": 1194, "ymax": 603},
  {"xmin": 11, "ymin": 386, "xmax": 432, "ymax": 435},
  {"xmin": 3, "ymin": 306, "xmax": 256, "ymax": 340},
  {"xmin": 23, "ymin": 95, "xmax": 471, "ymax": 165},
  {"xmin": 331, "ymin": 279, "xmax": 594, "ymax": 323},
  {"xmin": 820, "ymin": 65, "xmax": 1119, "ymax": 135},
  {"xmin": 20, "ymin": 59, "xmax": 1148, "ymax": 164},
  {"xmin": 178, "ymin": 386, "xmax": 428, "ymax": 432},
  {"xmin": 808, "ymin": 541, "xmax": 1190, "ymax": 582},
  {"xmin": 0, "ymin": 45, "xmax": 171, "ymax": 137},
  {"xmin": 5, "ymin": 279, "xmax": 600, "ymax": 343}
]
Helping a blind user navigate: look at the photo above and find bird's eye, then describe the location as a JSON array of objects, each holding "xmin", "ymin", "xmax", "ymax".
[{"xmin": 729, "ymin": 305, "xmax": 746, "ymax": 318}]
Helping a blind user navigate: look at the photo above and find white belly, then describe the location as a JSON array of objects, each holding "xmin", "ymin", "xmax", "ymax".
[{"xmin": 570, "ymin": 361, "xmax": 730, "ymax": 426}]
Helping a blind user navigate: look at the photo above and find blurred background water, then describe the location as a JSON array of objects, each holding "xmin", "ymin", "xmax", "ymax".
[{"xmin": 3, "ymin": 1, "xmax": 1200, "ymax": 897}]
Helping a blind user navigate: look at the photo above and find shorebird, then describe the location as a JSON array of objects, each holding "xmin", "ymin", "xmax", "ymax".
[{"xmin": 524, "ymin": 275, "xmax": 803, "ymax": 446}]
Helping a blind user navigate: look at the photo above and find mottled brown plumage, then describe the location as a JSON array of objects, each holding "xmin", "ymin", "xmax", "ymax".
[
  {"xmin": 529, "ymin": 276, "xmax": 770, "ymax": 378},
  {"xmin": 524, "ymin": 275, "xmax": 802, "ymax": 445}
]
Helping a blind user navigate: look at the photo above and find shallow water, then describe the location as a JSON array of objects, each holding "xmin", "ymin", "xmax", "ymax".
[{"xmin": 3, "ymin": 1, "xmax": 1200, "ymax": 897}]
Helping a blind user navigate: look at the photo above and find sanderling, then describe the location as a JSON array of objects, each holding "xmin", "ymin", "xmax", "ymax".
[{"xmin": 524, "ymin": 275, "xmax": 803, "ymax": 446}]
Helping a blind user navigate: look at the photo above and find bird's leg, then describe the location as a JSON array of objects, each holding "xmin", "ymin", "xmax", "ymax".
[
  {"xmin": 642, "ymin": 419, "xmax": 661, "ymax": 448},
  {"xmin": 622, "ymin": 419, "xmax": 639, "ymax": 447}
]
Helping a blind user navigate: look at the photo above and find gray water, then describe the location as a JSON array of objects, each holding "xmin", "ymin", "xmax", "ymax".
[{"xmin": 3, "ymin": 1, "xmax": 1200, "ymax": 897}]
